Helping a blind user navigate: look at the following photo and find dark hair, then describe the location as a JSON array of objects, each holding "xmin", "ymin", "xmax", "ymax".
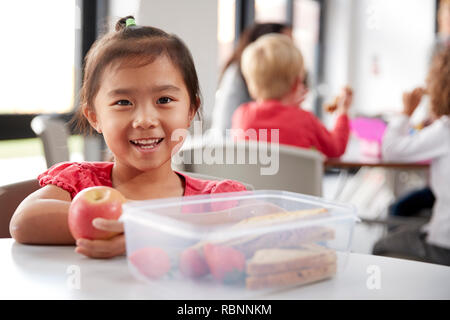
[
  {"xmin": 219, "ymin": 22, "xmax": 292, "ymax": 83},
  {"xmin": 427, "ymin": 47, "xmax": 450, "ymax": 117},
  {"xmin": 74, "ymin": 16, "xmax": 202, "ymax": 134}
]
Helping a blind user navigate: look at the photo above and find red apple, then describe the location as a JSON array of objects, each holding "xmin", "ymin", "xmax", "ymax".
[{"xmin": 68, "ymin": 186, "xmax": 126, "ymax": 240}]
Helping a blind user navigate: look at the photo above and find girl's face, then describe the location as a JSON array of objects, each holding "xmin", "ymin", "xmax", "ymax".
[{"xmin": 85, "ymin": 55, "xmax": 194, "ymax": 173}]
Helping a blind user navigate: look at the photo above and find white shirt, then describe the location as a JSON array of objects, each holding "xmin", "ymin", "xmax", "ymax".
[{"xmin": 382, "ymin": 115, "xmax": 450, "ymax": 249}]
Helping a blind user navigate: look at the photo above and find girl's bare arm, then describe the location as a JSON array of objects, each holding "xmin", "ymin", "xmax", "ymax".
[{"xmin": 9, "ymin": 185, "xmax": 75, "ymax": 245}]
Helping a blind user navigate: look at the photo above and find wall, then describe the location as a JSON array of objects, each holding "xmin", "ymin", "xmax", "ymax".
[
  {"xmin": 108, "ymin": 1, "xmax": 436, "ymax": 121},
  {"xmin": 323, "ymin": 0, "xmax": 436, "ymax": 117},
  {"xmin": 109, "ymin": 0, "xmax": 141, "ymax": 21},
  {"xmin": 322, "ymin": 0, "xmax": 354, "ymax": 104}
]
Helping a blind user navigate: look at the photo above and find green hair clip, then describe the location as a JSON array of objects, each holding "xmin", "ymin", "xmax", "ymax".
[{"xmin": 125, "ymin": 18, "xmax": 137, "ymax": 27}]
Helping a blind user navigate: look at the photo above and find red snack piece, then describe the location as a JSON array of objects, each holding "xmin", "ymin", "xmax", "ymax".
[
  {"xmin": 203, "ymin": 243, "xmax": 246, "ymax": 284},
  {"xmin": 129, "ymin": 247, "xmax": 171, "ymax": 279},
  {"xmin": 179, "ymin": 247, "xmax": 209, "ymax": 278}
]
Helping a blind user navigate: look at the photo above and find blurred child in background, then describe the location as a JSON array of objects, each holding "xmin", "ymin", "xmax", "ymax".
[
  {"xmin": 231, "ymin": 33, "xmax": 352, "ymax": 158},
  {"xmin": 211, "ymin": 23, "xmax": 293, "ymax": 135},
  {"xmin": 374, "ymin": 48, "xmax": 450, "ymax": 266}
]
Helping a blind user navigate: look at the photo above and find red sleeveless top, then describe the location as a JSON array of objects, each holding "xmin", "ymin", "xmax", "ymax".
[{"xmin": 38, "ymin": 161, "xmax": 247, "ymax": 199}]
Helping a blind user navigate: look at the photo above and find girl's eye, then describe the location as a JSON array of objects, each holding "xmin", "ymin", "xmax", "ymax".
[
  {"xmin": 115, "ymin": 100, "xmax": 132, "ymax": 106},
  {"xmin": 157, "ymin": 97, "xmax": 173, "ymax": 104}
]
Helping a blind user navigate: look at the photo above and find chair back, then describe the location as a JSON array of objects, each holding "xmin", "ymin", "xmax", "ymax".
[
  {"xmin": 0, "ymin": 179, "xmax": 40, "ymax": 238},
  {"xmin": 174, "ymin": 140, "xmax": 323, "ymax": 196},
  {"xmin": 31, "ymin": 115, "xmax": 70, "ymax": 168}
]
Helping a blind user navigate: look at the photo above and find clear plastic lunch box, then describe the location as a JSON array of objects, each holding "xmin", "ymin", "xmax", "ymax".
[{"xmin": 121, "ymin": 190, "xmax": 358, "ymax": 299}]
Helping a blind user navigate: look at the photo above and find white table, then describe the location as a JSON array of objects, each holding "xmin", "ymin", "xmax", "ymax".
[{"xmin": 1, "ymin": 238, "xmax": 449, "ymax": 300}]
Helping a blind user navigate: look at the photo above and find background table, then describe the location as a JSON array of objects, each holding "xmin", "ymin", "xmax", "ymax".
[
  {"xmin": 324, "ymin": 135, "xmax": 430, "ymax": 213},
  {"xmin": 1, "ymin": 239, "xmax": 449, "ymax": 299},
  {"xmin": 325, "ymin": 134, "xmax": 430, "ymax": 170}
]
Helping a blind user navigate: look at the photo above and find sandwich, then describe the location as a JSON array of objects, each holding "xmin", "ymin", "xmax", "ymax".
[
  {"xmin": 192, "ymin": 207, "xmax": 334, "ymax": 258},
  {"xmin": 231, "ymin": 207, "xmax": 328, "ymax": 227},
  {"xmin": 245, "ymin": 244, "xmax": 337, "ymax": 290}
]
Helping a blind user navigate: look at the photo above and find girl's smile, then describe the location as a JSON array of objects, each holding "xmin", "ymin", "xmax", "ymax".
[{"xmin": 130, "ymin": 137, "xmax": 164, "ymax": 153}]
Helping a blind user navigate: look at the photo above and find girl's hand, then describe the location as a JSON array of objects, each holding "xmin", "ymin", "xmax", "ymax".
[
  {"xmin": 75, "ymin": 218, "xmax": 125, "ymax": 259},
  {"xmin": 337, "ymin": 86, "xmax": 353, "ymax": 114},
  {"xmin": 326, "ymin": 86, "xmax": 353, "ymax": 114},
  {"xmin": 403, "ymin": 87, "xmax": 424, "ymax": 117}
]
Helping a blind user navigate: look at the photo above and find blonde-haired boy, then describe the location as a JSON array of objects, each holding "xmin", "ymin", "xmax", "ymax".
[
  {"xmin": 241, "ymin": 33, "xmax": 304, "ymax": 101},
  {"xmin": 231, "ymin": 33, "xmax": 353, "ymax": 158}
]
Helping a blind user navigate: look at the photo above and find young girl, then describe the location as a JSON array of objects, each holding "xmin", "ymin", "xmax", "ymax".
[
  {"xmin": 374, "ymin": 48, "xmax": 450, "ymax": 266},
  {"xmin": 9, "ymin": 16, "xmax": 246, "ymax": 259}
]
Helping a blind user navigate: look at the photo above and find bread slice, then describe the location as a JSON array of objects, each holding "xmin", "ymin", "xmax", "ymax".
[
  {"xmin": 218, "ymin": 225, "xmax": 335, "ymax": 258},
  {"xmin": 246, "ymin": 261, "xmax": 337, "ymax": 290},
  {"xmin": 232, "ymin": 207, "xmax": 329, "ymax": 228},
  {"xmin": 246, "ymin": 244, "xmax": 337, "ymax": 276},
  {"xmin": 190, "ymin": 208, "xmax": 334, "ymax": 259},
  {"xmin": 171, "ymin": 202, "xmax": 288, "ymax": 226},
  {"xmin": 246, "ymin": 244, "xmax": 337, "ymax": 290}
]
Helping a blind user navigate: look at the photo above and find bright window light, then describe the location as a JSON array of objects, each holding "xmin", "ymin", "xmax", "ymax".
[{"xmin": 0, "ymin": 0, "xmax": 76, "ymax": 114}]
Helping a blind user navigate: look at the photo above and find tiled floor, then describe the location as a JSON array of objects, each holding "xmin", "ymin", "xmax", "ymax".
[{"xmin": 350, "ymin": 221, "xmax": 387, "ymax": 254}]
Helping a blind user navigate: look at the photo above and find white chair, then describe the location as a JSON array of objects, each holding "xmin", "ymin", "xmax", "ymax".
[
  {"xmin": 174, "ymin": 140, "xmax": 324, "ymax": 196},
  {"xmin": 31, "ymin": 114, "xmax": 107, "ymax": 168},
  {"xmin": 31, "ymin": 115, "xmax": 70, "ymax": 168}
]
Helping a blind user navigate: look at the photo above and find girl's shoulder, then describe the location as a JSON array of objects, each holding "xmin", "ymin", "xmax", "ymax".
[
  {"xmin": 37, "ymin": 161, "xmax": 114, "ymax": 199},
  {"xmin": 177, "ymin": 171, "xmax": 248, "ymax": 196},
  {"xmin": 38, "ymin": 161, "xmax": 114, "ymax": 179}
]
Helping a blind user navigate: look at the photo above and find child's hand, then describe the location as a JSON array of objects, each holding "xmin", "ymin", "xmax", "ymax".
[
  {"xmin": 75, "ymin": 218, "xmax": 125, "ymax": 259},
  {"xmin": 337, "ymin": 85, "xmax": 353, "ymax": 114},
  {"xmin": 403, "ymin": 87, "xmax": 424, "ymax": 117},
  {"xmin": 325, "ymin": 86, "xmax": 353, "ymax": 114}
]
